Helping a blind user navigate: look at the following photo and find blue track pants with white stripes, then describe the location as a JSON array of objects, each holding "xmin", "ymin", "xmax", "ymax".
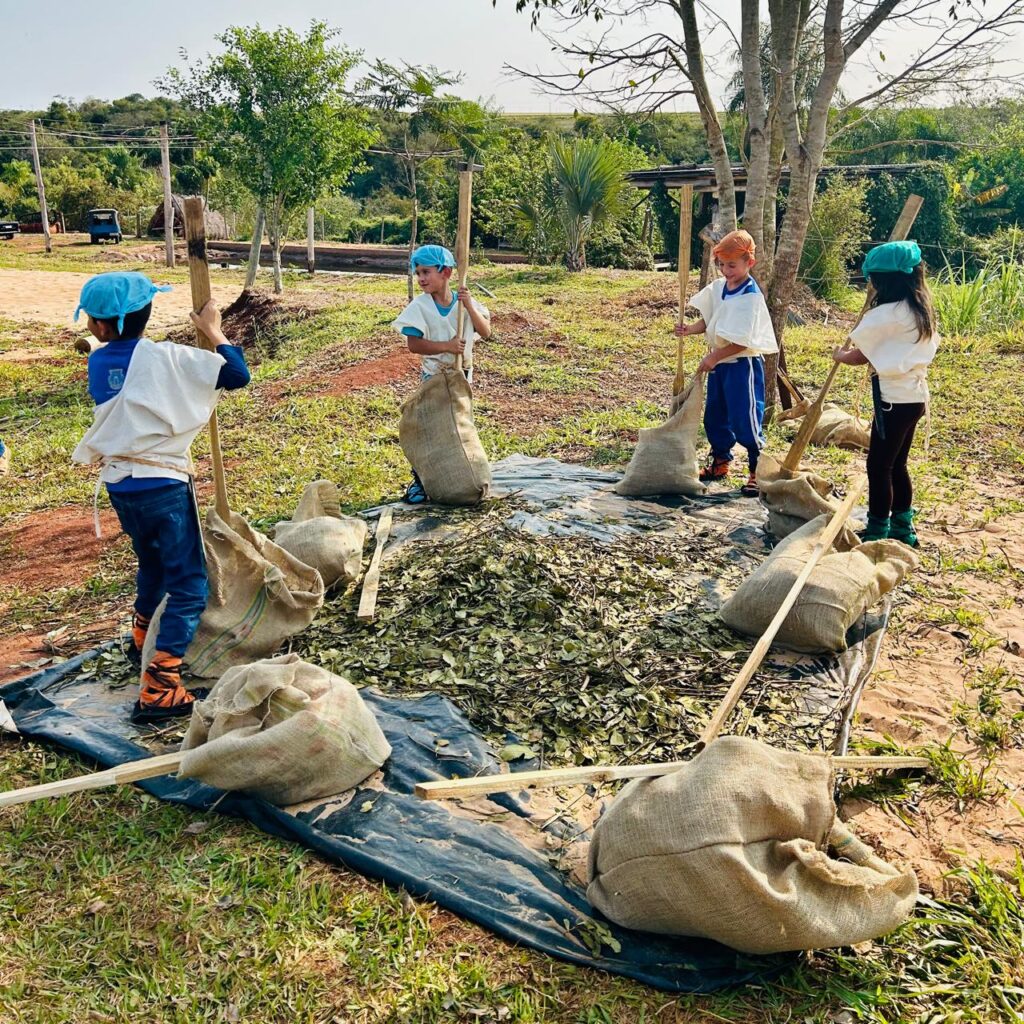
[{"xmin": 704, "ymin": 355, "xmax": 766, "ymax": 473}]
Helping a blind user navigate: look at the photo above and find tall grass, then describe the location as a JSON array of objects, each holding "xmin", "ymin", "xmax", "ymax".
[{"xmin": 934, "ymin": 251, "xmax": 1024, "ymax": 336}]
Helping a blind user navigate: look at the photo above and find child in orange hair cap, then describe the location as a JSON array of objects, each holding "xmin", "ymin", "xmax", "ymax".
[{"xmin": 675, "ymin": 228, "xmax": 778, "ymax": 496}]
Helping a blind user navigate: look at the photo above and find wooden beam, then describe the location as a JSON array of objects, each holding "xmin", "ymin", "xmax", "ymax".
[
  {"xmin": 182, "ymin": 196, "xmax": 230, "ymax": 520},
  {"xmin": 357, "ymin": 508, "xmax": 394, "ymax": 623},
  {"xmin": 415, "ymin": 753, "xmax": 930, "ymax": 801},
  {"xmin": 0, "ymin": 752, "xmax": 184, "ymax": 809}
]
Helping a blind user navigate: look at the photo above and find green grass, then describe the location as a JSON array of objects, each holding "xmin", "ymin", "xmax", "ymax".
[{"xmin": 3, "ymin": 263, "xmax": 1024, "ymax": 1022}]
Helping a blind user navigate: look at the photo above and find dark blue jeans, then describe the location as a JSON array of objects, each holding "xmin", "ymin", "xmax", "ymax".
[{"xmin": 108, "ymin": 482, "xmax": 208, "ymax": 658}]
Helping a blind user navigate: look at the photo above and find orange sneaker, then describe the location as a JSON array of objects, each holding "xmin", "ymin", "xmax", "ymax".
[
  {"xmin": 699, "ymin": 455, "xmax": 731, "ymax": 483},
  {"xmin": 740, "ymin": 472, "xmax": 759, "ymax": 497},
  {"xmin": 131, "ymin": 654, "xmax": 207, "ymax": 724}
]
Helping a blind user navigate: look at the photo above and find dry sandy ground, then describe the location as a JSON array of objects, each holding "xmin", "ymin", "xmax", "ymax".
[{"xmin": 0, "ymin": 268, "xmax": 238, "ymax": 331}]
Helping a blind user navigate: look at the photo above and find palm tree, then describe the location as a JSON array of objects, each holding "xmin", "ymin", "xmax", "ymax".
[{"xmin": 545, "ymin": 137, "xmax": 626, "ymax": 271}]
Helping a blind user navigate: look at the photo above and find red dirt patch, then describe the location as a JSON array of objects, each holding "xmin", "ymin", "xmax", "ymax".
[
  {"xmin": 319, "ymin": 347, "xmax": 420, "ymax": 397},
  {"xmin": 0, "ymin": 506, "xmax": 120, "ymax": 593}
]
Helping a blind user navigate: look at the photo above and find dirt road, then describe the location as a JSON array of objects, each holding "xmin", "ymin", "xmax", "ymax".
[{"xmin": 0, "ymin": 269, "xmax": 238, "ymax": 330}]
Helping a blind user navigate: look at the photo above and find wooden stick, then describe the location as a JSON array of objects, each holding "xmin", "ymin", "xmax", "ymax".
[
  {"xmin": 673, "ymin": 184, "xmax": 693, "ymax": 397},
  {"xmin": 357, "ymin": 508, "xmax": 394, "ymax": 622},
  {"xmin": 29, "ymin": 120, "xmax": 52, "ymax": 254},
  {"xmin": 415, "ymin": 752, "xmax": 929, "ymax": 801},
  {"xmin": 182, "ymin": 195, "xmax": 230, "ymax": 521},
  {"xmin": 781, "ymin": 194, "xmax": 923, "ymax": 472},
  {"xmin": 0, "ymin": 752, "xmax": 184, "ymax": 809},
  {"xmin": 454, "ymin": 161, "xmax": 481, "ymax": 355},
  {"xmin": 697, "ymin": 474, "xmax": 867, "ymax": 749}
]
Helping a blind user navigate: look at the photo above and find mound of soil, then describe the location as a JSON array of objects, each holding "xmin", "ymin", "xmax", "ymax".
[
  {"xmin": 490, "ymin": 310, "xmax": 568, "ymax": 351},
  {"xmin": 318, "ymin": 347, "xmax": 420, "ymax": 397}
]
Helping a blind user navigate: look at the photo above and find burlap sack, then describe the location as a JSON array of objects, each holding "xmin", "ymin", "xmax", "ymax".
[
  {"xmin": 616, "ymin": 376, "xmax": 706, "ymax": 497},
  {"xmin": 719, "ymin": 514, "xmax": 919, "ymax": 652},
  {"xmin": 179, "ymin": 654, "xmax": 391, "ymax": 805},
  {"xmin": 587, "ymin": 736, "xmax": 918, "ymax": 954},
  {"xmin": 756, "ymin": 452, "xmax": 859, "ymax": 547},
  {"xmin": 399, "ymin": 368, "xmax": 491, "ymax": 506},
  {"xmin": 811, "ymin": 404, "xmax": 871, "ymax": 450},
  {"xmin": 144, "ymin": 509, "xmax": 325, "ymax": 679},
  {"xmin": 272, "ymin": 480, "xmax": 367, "ymax": 588}
]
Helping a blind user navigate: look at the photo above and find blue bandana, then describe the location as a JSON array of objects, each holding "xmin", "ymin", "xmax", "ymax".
[
  {"xmin": 410, "ymin": 244, "xmax": 456, "ymax": 272},
  {"xmin": 862, "ymin": 241, "xmax": 922, "ymax": 277},
  {"xmin": 74, "ymin": 272, "xmax": 172, "ymax": 334}
]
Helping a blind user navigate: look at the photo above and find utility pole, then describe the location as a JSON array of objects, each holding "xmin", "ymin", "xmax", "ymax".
[
  {"xmin": 306, "ymin": 206, "xmax": 316, "ymax": 275},
  {"xmin": 159, "ymin": 121, "xmax": 175, "ymax": 268},
  {"xmin": 29, "ymin": 120, "xmax": 51, "ymax": 254}
]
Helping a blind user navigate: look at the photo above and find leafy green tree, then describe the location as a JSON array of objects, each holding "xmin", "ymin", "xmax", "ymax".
[
  {"xmin": 0, "ymin": 160, "xmax": 38, "ymax": 218},
  {"xmin": 163, "ymin": 22, "xmax": 376, "ymax": 293},
  {"xmin": 521, "ymin": 137, "xmax": 627, "ymax": 271},
  {"xmin": 360, "ymin": 60, "xmax": 495, "ymax": 296}
]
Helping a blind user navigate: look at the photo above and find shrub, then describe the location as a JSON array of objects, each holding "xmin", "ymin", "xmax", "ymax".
[
  {"xmin": 587, "ymin": 223, "xmax": 655, "ymax": 270},
  {"xmin": 800, "ymin": 177, "xmax": 871, "ymax": 300},
  {"xmin": 865, "ymin": 163, "xmax": 961, "ymax": 259}
]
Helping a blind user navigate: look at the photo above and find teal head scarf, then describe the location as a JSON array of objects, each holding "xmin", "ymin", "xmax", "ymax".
[
  {"xmin": 75, "ymin": 272, "xmax": 172, "ymax": 335},
  {"xmin": 862, "ymin": 240, "xmax": 922, "ymax": 277}
]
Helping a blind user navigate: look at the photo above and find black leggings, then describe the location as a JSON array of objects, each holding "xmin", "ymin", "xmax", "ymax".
[{"xmin": 867, "ymin": 401, "xmax": 925, "ymax": 518}]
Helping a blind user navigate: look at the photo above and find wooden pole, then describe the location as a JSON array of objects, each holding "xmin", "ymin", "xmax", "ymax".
[
  {"xmin": 454, "ymin": 162, "xmax": 482, "ymax": 346},
  {"xmin": 780, "ymin": 194, "xmax": 924, "ymax": 473},
  {"xmin": 697, "ymin": 475, "xmax": 866, "ymax": 748},
  {"xmin": 29, "ymin": 120, "xmax": 51, "ymax": 254},
  {"xmin": 0, "ymin": 752, "xmax": 184, "ymax": 809},
  {"xmin": 182, "ymin": 196, "xmax": 230, "ymax": 521},
  {"xmin": 357, "ymin": 508, "xmax": 394, "ymax": 622},
  {"xmin": 673, "ymin": 184, "xmax": 694, "ymax": 397},
  {"xmin": 414, "ymin": 753, "xmax": 929, "ymax": 801},
  {"xmin": 159, "ymin": 122, "xmax": 175, "ymax": 268},
  {"xmin": 306, "ymin": 206, "xmax": 316, "ymax": 275}
]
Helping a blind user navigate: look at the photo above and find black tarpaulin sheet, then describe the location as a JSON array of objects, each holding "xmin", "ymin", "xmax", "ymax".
[{"xmin": 0, "ymin": 456, "xmax": 888, "ymax": 993}]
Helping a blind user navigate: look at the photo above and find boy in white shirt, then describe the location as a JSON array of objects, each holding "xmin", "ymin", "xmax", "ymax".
[
  {"xmin": 833, "ymin": 240, "xmax": 938, "ymax": 546},
  {"xmin": 393, "ymin": 244, "xmax": 491, "ymax": 503},
  {"xmin": 675, "ymin": 229, "xmax": 778, "ymax": 496}
]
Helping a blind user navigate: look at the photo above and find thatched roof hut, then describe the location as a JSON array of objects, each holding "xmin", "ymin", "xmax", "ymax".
[{"xmin": 148, "ymin": 195, "xmax": 227, "ymax": 239}]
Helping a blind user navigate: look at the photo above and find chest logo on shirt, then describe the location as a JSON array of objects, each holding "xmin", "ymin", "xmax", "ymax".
[{"xmin": 107, "ymin": 368, "xmax": 125, "ymax": 391}]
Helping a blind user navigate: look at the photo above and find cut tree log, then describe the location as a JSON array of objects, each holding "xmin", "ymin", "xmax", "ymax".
[{"xmin": 356, "ymin": 508, "xmax": 394, "ymax": 623}]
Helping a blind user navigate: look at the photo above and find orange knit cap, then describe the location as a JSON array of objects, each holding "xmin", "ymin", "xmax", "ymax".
[{"xmin": 712, "ymin": 229, "xmax": 756, "ymax": 261}]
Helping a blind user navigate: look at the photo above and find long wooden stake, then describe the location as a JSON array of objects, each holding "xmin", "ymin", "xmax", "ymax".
[
  {"xmin": 414, "ymin": 753, "xmax": 929, "ymax": 801},
  {"xmin": 159, "ymin": 122, "xmax": 175, "ymax": 268},
  {"xmin": 182, "ymin": 195, "xmax": 230, "ymax": 521},
  {"xmin": 698, "ymin": 475, "xmax": 866, "ymax": 747},
  {"xmin": 357, "ymin": 508, "xmax": 394, "ymax": 622},
  {"xmin": 454, "ymin": 161, "xmax": 482, "ymax": 350},
  {"xmin": 0, "ymin": 752, "xmax": 184, "ymax": 809},
  {"xmin": 673, "ymin": 184, "xmax": 693, "ymax": 396},
  {"xmin": 306, "ymin": 206, "xmax": 316, "ymax": 275},
  {"xmin": 29, "ymin": 121, "xmax": 52, "ymax": 254},
  {"xmin": 781, "ymin": 194, "xmax": 924, "ymax": 472}
]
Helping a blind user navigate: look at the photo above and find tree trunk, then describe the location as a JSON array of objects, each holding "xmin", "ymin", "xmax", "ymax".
[
  {"xmin": 268, "ymin": 201, "xmax": 284, "ymax": 295},
  {"xmin": 244, "ymin": 207, "xmax": 265, "ymax": 290},
  {"xmin": 677, "ymin": 1, "xmax": 737, "ymax": 232},
  {"xmin": 738, "ymin": 0, "xmax": 771, "ymax": 256}
]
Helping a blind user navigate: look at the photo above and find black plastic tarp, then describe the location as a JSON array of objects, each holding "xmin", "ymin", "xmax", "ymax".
[{"xmin": 0, "ymin": 456, "xmax": 887, "ymax": 992}]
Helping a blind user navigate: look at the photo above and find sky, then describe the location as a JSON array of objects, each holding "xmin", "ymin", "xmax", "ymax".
[{"xmin": 0, "ymin": 0, "xmax": 1019, "ymax": 114}]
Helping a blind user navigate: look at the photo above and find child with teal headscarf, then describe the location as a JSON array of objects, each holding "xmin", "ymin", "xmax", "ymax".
[{"xmin": 832, "ymin": 241, "xmax": 939, "ymax": 546}]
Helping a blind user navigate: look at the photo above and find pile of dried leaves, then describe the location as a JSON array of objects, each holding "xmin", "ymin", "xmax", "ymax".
[{"xmin": 298, "ymin": 523, "xmax": 848, "ymax": 767}]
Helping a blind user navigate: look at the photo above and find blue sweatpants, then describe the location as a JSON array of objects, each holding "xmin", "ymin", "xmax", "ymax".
[
  {"xmin": 704, "ymin": 356, "xmax": 766, "ymax": 473},
  {"xmin": 108, "ymin": 482, "xmax": 208, "ymax": 658}
]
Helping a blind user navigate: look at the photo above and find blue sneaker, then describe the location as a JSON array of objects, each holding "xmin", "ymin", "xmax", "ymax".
[{"xmin": 404, "ymin": 479, "xmax": 428, "ymax": 505}]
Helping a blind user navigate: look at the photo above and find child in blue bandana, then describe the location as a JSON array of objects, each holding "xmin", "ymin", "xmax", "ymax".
[
  {"xmin": 393, "ymin": 244, "xmax": 491, "ymax": 503},
  {"xmin": 72, "ymin": 272, "xmax": 251, "ymax": 722}
]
